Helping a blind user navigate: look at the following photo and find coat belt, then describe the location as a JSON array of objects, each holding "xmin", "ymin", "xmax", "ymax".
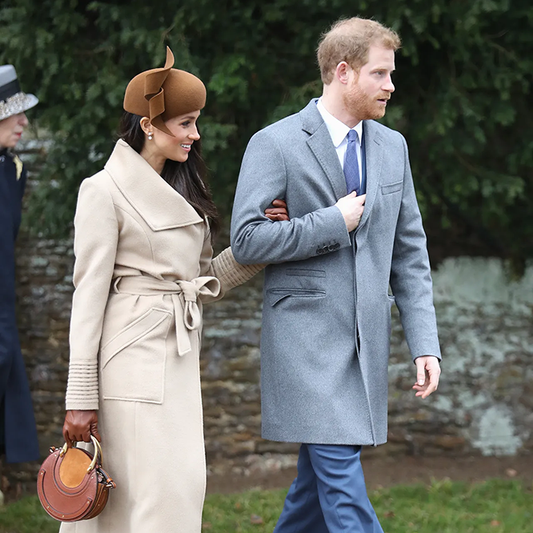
[{"xmin": 112, "ymin": 275, "xmax": 221, "ymax": 356}]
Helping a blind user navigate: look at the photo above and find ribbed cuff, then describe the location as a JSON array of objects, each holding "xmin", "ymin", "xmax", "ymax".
[
  {"xmin": 65, "ymin": 362, "xmax": 99, "ymax": 410},
  {"xmin": 214, "ymin": 247, "xmax": 265, "ymax": 291}
]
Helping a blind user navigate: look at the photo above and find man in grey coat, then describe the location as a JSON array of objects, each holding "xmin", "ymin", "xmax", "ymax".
[{"xmin": 231, "ymin": 17, "xmax": 441, "ymax": 532}]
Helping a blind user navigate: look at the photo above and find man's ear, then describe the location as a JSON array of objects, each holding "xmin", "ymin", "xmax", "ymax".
[{"xmin": 335, "ymin": 61, "xmax": 351, "ymax": 85}]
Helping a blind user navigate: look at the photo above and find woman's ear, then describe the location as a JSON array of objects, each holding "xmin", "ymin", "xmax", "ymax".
[{"xmin": 139, "ymin": 116, "xmax": 153, "ymax": 137}]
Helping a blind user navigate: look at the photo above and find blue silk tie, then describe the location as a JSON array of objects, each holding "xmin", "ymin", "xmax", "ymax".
[{"xmin": 344, "ymin": 129, "xmax": 360, "ymax": 195}]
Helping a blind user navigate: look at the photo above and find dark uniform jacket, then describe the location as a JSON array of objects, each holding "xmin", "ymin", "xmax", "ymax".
[{"xmin": 0, "ymin": 148, "xmax": 39, "ymax": 463}]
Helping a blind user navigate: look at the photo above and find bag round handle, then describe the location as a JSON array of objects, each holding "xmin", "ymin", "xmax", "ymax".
[{"xmin": 59, "ymin": 435, "xmax": 103, "ymax": 473}]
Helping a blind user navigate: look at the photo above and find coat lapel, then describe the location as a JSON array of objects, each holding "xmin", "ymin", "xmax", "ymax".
[
  {"xmin": 356, "ymin": 120, "xmax": 383, "ymax": 232},
  {"xmin": 300, "ymin": 100, "xmax": 347, "ymax": 200},
  {"xmin": 104, "ymin": 139, "xmax": 203, "ymax": 231}
]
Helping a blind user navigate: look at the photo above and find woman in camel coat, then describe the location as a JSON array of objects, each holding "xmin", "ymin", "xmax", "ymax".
[{"xmin": 60, "ymin": 48, "xmax": 286, "ymax": 533}]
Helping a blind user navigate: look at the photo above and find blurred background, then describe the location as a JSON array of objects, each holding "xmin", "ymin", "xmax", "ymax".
[{"xmin": 1, "ymin": 0, "xmax": 532, "ymax": 503}]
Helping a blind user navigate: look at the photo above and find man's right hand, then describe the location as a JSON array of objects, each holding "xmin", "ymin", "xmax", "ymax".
[
  {"xmin": 335, "ymin": 192, "xmax": 366, "ymax": 232},
  {"xmin": 62, "ymin": 410, "xmax": 101, "ymax": 447}
]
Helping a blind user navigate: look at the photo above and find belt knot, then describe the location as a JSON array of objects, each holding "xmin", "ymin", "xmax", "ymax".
[
  {"xmin": 177, "ymin": 277, "xmax": 219, "ymax": 332},
  {"xmin": 112, "ymin": 275, "xmax": 220, "ymax": 356}
]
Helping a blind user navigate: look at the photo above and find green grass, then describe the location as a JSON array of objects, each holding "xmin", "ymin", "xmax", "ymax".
[{"xmin": 1, "ymin": 479, "xmax": 532, "ymax": 532}]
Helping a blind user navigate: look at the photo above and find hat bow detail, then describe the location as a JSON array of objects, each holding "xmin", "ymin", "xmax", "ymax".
[{"xmin": 144, "ymin": 47, "xmax": 174, "ymax": 136}]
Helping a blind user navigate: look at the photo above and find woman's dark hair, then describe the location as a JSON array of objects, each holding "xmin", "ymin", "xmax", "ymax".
[{"xmin": 118, "ymin": 112, "xmax": 220, "ymax": 239}]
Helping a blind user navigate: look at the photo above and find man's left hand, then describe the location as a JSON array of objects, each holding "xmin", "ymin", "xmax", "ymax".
[{"xmin": 412, "ymin": 356, "xmax": 441, "ymax": 399}]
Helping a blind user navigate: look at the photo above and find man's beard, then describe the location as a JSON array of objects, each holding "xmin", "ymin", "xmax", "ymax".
[{"xmin": 343, "ymin": 84, "xmax": 387, "ymax": 121}]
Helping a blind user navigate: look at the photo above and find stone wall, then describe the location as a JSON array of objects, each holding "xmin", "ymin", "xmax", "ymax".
[
  {"xmin": 9, "ymin": 228, "xmax": 533, "ymax": 494},
  {"xmin": 202, "ymin": 256, "xmax": 533, "ymax": 474},
  {"xmin": 4, "ymin": 147, "xmax": 533, "ymax": 495}
]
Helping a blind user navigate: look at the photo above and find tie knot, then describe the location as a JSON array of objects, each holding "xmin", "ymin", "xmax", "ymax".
[{"xmin": 347, "ymin": 129, "xmax": 358, "ymax": 143}]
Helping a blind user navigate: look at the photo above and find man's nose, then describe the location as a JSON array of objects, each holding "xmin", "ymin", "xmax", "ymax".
[{"xmin": 383, "ymin": 76, "xmax": 395, "ymax": 93}]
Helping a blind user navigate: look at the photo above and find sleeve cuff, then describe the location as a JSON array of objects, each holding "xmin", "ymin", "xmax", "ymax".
[
  {"xmin": 211, "ymin": 247, "xmax": 265, "ymax": 294},
  {"xmin": 65, "ymin": 362, "xmax": 99, "ymax": 410}
]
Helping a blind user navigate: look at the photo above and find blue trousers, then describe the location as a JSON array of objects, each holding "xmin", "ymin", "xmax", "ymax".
[{"xmin": 274, "ymin": 444, "xmax": 383, "ymax": 533}]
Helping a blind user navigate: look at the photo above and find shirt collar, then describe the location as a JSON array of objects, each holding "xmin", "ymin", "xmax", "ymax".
[{"xmin": 316, "ymin": 98, "xmax": 363, "ymax": 148}]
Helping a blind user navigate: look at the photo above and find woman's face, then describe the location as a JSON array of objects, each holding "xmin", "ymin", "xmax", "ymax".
[
  {"xmin": 151, "ymin": 110, "xmax": 201, "ymax": 163},
  {"xmin": 0, "ymin": 112, "xmax": 29, "ymax": 149}
]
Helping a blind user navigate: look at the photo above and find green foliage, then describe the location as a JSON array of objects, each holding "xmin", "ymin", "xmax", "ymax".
[
  {"xmin": 1, "ymin": 0, "xmax": 532, "ymax": 263},
  {"xmin": 1, "ymin": 479, "xmax": 533, "ymax": 532}
]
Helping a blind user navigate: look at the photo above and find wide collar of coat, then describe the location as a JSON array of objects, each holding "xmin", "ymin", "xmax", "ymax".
[
  {"xmin": 300, "ymin": 99, "xmax": 384, "ymax": 230},
  {"xmin": 104, "ymin": 139, "xmax": 203, "ymax": 231}
]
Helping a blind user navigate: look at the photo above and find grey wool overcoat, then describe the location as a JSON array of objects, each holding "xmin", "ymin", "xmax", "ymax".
[{"xmin": 231, "ymin": 100, "xmax": 441, "ymax": 446}]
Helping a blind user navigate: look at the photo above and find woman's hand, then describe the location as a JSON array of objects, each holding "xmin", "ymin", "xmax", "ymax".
[
  {"xmin": 62, "ymin": 410, "xmax": 101, "ymax": 447},
  {"xmin": 264, "ymin": 199, "xmax": 289, "ymax": 221}
]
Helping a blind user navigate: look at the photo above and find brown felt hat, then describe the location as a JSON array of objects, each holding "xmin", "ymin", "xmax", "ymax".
[{"xmin": 123, "ymin": 47, "xmax": 206, "ymax": 137}]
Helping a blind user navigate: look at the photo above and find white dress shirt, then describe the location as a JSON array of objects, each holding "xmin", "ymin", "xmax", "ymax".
[{"xmin": 316, "ymin": 98, "xmax": 363, "ymax": 185}]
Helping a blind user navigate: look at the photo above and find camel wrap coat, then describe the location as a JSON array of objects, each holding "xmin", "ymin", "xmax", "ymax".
[{"xmin": 60, "ymin": 139, "xmax": 261, "ymax": 533}]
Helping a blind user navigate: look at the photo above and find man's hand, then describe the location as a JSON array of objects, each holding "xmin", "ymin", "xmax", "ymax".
[
  {"xmin": 62, "ymin": 410, "xmax": 101, "ymax": 447},
  {"xmin": 412, "ymin": 356, "xmax": 441, "ymax": 399},
  {"xmin": 335, "ymin": 192, "xmax": 366, "ymax": 232},
  {"xmin": 265, "ymin": 199, "xmax": 289, "ymax": 221}
]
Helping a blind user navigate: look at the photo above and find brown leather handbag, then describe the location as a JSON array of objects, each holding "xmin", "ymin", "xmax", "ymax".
[{"xmin": 37, "ymin": 435, "xmax": 116, "ymax": 522}]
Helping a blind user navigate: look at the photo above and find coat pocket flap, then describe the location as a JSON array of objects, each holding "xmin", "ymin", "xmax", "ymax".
[
  {"xmin": 100, "ymin": 307, "xmax": 172, "ymax": 368},
  {"xmin": 267, "ymin": 288, "xmax": 326, "ymax": 306},
  {"xmin": 381, "ymin": 181, "xmax": 403, "ymax": 195},
  {"xmin": 285, "ymin": 268, "xmax": 326, "ymax": 278}
]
